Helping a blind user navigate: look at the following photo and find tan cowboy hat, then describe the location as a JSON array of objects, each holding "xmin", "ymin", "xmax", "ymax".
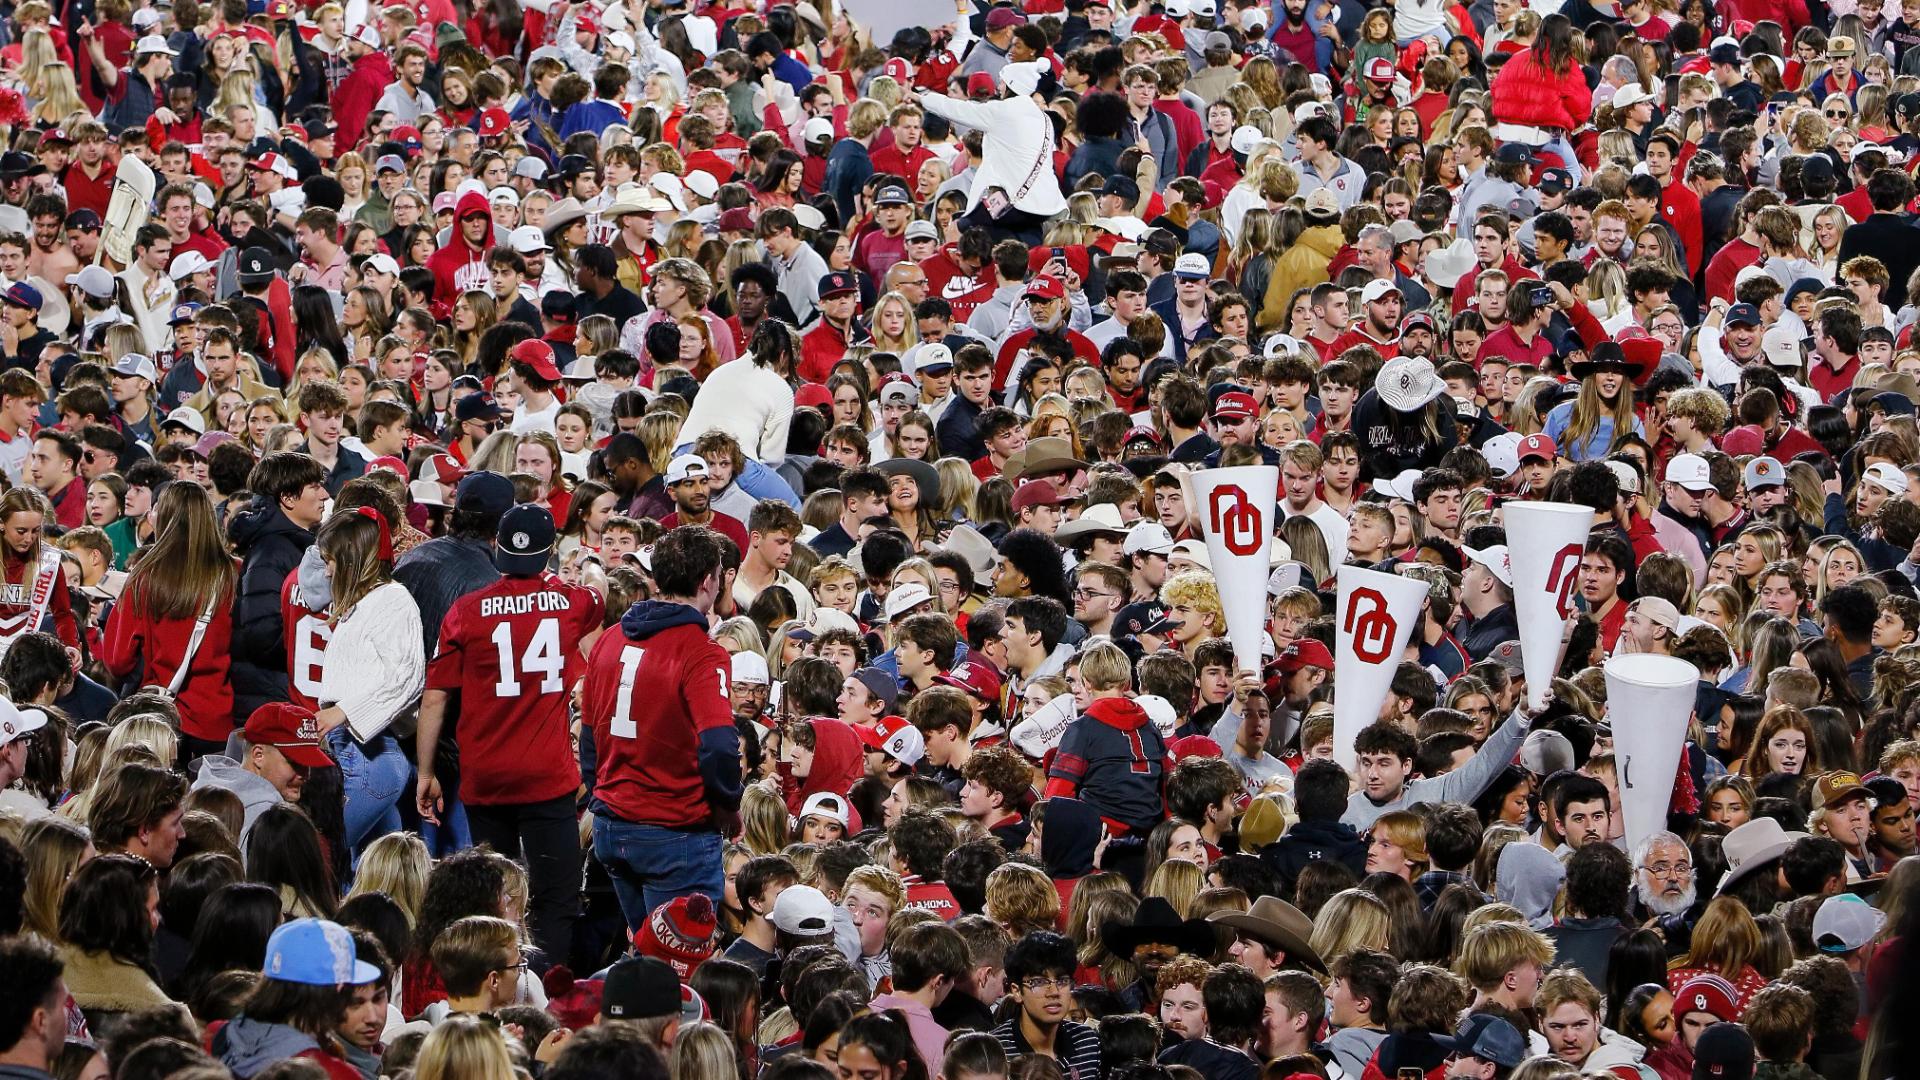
[
  {"xmin": 1208, "ymin": 895, "xmax": 1325, "ymax": 973},
  {"xmin": 1004, "ymin": 437, "xmax": 1089, "ymax": 484},
  {"xmin": 935, "ymin": 523, "xmax": 999, "ymax": 579},
  {"xmin": 542, "ymin": 197, "xmax": 589, "ymax": 235},
  {"xmin": 1716, "ymin": 817, "xmax": 1807, "ymax": 895}
]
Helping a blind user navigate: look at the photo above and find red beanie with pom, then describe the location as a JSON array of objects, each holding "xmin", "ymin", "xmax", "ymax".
[{"xmin": 631, "ymin": 893, "xmax": 718, "ymax": 979}]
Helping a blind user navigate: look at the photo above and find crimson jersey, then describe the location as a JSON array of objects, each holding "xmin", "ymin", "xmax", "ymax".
[
  {"xmin": 0, "ymin": 547, "xmax": 76, "ymax": 651},
  {"xmin": 427, "ymin": 574, "xmax": 603, "ymax": 806},
  {"xmin": 280, "ymin": 575, "xmax": 331, "ymax": 712}
]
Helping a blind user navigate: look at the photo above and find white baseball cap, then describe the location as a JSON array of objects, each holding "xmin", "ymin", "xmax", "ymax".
[
  {"xmin": 730, "ymin": 650, "xmax": 770, "ymax": 686},
  {"xmin": 1463, "ymin": 544, "xmax": 1514, "ymax": 588},
  {"xmin": 665, "ymin": 454, "xmax": 709, "ymax": 485},
  {"xmin": 883, "ymin": 582, "xmax": 934, "ymax": 622},
  {"xmin": 799, "ymin": 791, "xmax": 849, "ymax": 829},
  {"xmin": 1124, "ymin": 521, "xmax": 1176, "ymax": 556},
  {"xmin": 1482, "ymin": 431, "xmax": 1523, "ymax": 479},
  {"xmin": 1863, "ymin": 462, "xmax": 1911, "ymax": 496},
  {"xmin": 168, "ymin": 250, "xmax": 211, "ymax": 280},
  {"xmin": 1665, "ymin": 452, "xmax": 1714, "ymax": 492},
  {"xmin": 509, "ymin": 225, "xmax": 551, "ymax": 254}
]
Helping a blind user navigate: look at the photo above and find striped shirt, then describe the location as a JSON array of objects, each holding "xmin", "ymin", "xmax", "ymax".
[{"xmin": 993, "ymin": 1016, "xmax": 1103, "ymax": 1080}]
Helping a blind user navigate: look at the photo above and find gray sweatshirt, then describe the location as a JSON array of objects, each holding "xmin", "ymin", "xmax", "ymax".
[{"xmin": 1341, "ymin": 708, "xmax": 1528, "ymax": 830}]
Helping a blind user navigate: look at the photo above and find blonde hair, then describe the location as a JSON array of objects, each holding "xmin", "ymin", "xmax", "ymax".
[
  {"xmin": 1372, "ymin": 811, "xmax": 1430, "ymax": 876},
  {"xmin": 845, "ymin": 864, "xmax": 905, "ymax": 912},
  {"xmin": 104, "ymin": 715, "xmax": 177, "ymax": 770},
  {"xmin": 984, "ymin": 863, "xmax": 1061, "ymax": 937},
  {"xmin": 21, "ymin": 816, "xmax": 92, "ymax": 939},
  {"xmin": 670, "ymin": 1021, "xmax": 738, "ymax": 1080},
  {"xmin": 1310, "ymin": 888, "xmax": 1391, "ymax": 964},
  {"xmin": 1145, "ymin": 857, "xmax": 1204, "ymax": 919},
  {"xmin": 1159, "ymin": 571, "xmax": 1226, "ymax": 636},
  {"xmin": 347, "ymin": 832, "xmax": 431, "ymax": 924},
  {"xmin": 740, "ymin": 784, "xmax": 790, "ymax": 856},
  {"xmin": 412, "ymin": 1014, "xmax": 516, "ymax": 1080}
]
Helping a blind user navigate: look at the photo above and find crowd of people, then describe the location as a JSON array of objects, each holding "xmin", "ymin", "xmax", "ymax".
[{"xmin": 6, "ymin": 0, "xmax": 1920, "ymax": 1077}]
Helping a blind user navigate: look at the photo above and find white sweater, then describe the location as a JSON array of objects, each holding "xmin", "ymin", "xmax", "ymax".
[
  {"xmin": 916, "ymin": 92, "xmax": 1068, "ymax": 218},
  {"xmin": 320, "ymin": 580, "xmax": 425, "ymax": 743},
  {"xmin": 676, "ymin": 355, "xmax": 794, "ymax": 466}
]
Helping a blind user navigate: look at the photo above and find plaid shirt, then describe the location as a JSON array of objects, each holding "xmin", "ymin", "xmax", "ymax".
[{"xmin": 1414, "ymin": 869, "xmax": 1479, "ymax": 912}]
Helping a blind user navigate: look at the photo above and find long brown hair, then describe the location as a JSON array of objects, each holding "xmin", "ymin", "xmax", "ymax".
[
  {"xmin": 317, "ymin": 507, "xmax": 393, "ymax": 615},
  {"xmin": 121, "ymin": 482, "xmax": 236, "ymax": 621}
]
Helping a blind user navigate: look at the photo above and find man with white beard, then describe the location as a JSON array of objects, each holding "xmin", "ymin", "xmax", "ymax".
[{"xmin": 1633, "ymin": 831, "xmax": 1698, "ymax": 949}]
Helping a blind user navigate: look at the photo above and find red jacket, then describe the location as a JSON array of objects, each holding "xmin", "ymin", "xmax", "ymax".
[
  {"xmin": 1662, "ymin": 179, "xmax": 1706, "ymax": 277},
  {"xmin": 332, "ymin": 51, "xmax": 392, "ymax": 154},
  {"xmin": 992, "ymin": 327, "xmax": 1101, "ymax": 392},
  {"xmin": 100, "ymin": 586, "xmax": 236, "ymax": 742},
  {"xmin": 425, "ymin": 191, "xmax": 495, "ymax": 311},
  {"xmin": 1490, "ymin": 48, "xmax": 1592, "ymax": 130},
  {"xmin": 1723, "ymin": 0, "xmax": 1809, "ymax": 35}
]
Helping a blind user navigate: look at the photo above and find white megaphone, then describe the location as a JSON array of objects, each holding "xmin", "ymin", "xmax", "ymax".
[
  {"xmin": 1504, "ymin": 502, "xmax": 1594, "ymax": 709},
  {"xmin": 1190, "ymin": 465, "xmax": 1279, "ymax": 675},
  {"xmin": 1331, "ymin": 564, "xmax": 1429, "ymax": 770},
  {"xmin": 1604, "ymin": 653, "xmax": 1699, "ymax": 853}
]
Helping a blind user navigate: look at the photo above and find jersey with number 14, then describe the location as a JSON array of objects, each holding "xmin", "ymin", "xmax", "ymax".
[{"xmin": 427, "ymin": 573, "xmax": 604, "ymax": 806}]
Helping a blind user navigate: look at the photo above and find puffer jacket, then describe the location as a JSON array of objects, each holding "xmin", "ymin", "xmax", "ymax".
[
  {"xmin": 1258, "ymin": 223, "xmax": 1343, "ymax": 331},
  {"xmin": 1490, "ymin": 47, "xmax": 1593, "ymax": 130}
]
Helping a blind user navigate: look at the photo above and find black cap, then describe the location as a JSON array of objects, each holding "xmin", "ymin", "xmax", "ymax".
[
  {"xmin": 455, "ymin": 392, "xmax": 502, "ymax": 423},
  {"xmin": 1709, "ymin": 43, "xmax": 1741, "ymax": 64},
  {"xmin": 601, "ymin": 956, "xmax": 680, "ymax": 1020},
  {"xmin": 1538, "ymin": 167, "xmax": 1573, "ymax": 193},
  {"xmin": 818, "ymin": 270, "xmax": 859, "ymax": 298},
  {"xmin": 65, "ymin": 209, "xmax": 100, "ymax": 231},
  {"xmin": 1493, "ymin": 142, "xmax": 1540, "ymax": 164},
  {"xmin": 1101, "ymin": 174, "xmax": 1141, "ymax": 202},
  {"xmin": 1802, "ymin": 154, "xmax": 1837, "ymax": 182},
  {"xmin": 237, "ymin": 246, "xmax": 275, "ymax": 279},
  {"xmin": 874, "ymin": 185, "xmax": 912, "ymax": 206},
  {"xmin": 1692, "ymin": 1023, "xmax": 1755, "ymax": 1080},
  {"xmin": 557, "ymin": 153, "xmax": 593, "ymax": 178},
  {"xmin": 454, "ymin": 471, "xmax": 515, "ymax": 516},
  {"xmin": 495, "ymin": 504, "xmax": 556, "ymax": 575},
  {"xmin": 1724, "ymin": 303, "xmax": 1763, "ymax": 327},
  {"xmin": 0, "ymin": 151, "xmax": 43, "ymax": 179},
  {"xmin": 1901, "ymin": 92, "xmax": 1920, "ymax": 117}
]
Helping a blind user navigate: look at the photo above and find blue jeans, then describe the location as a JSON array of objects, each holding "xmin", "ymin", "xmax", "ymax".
[
  {"xmin": 419, "ymin": 796, "xmax": 472, "ymax": 856},
  {"xmin": 329, "ymin": 728, "xmax": 412, "ymax": 858},
  {"xmin": 591, "ymin": 816, "xmax": 723, "ymax": 932}
]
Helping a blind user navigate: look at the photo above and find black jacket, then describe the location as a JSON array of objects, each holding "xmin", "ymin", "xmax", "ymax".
[
  {"xmin": 1258, "ymin": 817, "xmax": 1367, "ymax": 894},
  {"xmin": 227, "ymin": 501, "xmax": 313, "ymax": 719},
  {"xmin": 1837, "ymin": 213, "xmax": 1920, "ymax": 310}
]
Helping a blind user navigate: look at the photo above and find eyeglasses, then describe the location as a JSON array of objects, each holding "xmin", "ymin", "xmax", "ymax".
[
  {"xmin": 1073, "ymin": 588, "xmax": 1119, "ymax": 601},
  {"xmin": 1642, "ymin": 861, "xmax": 1692, "ymax": 877},
  {"xmin": 1022, "ymin": 975, "xmax": 1074, "ymax": 992}
]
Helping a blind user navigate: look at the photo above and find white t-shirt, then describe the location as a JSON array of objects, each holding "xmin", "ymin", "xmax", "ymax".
[{"xmin": 1283, "ymin": 500, "xmax": 1349, "ymax": 563}]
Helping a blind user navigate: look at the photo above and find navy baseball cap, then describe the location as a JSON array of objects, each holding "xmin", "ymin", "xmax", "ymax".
[
  {"xmin": 455, "ymin": 471, "xmax": 515, "ymax": 516},
  {"xmin": 1538, "ymin": 167, "xmax": 1573, "ymax": 193},
  {"xmin": 455, "ymin": 393, "xmax": 501, "ymax": 423},
  {"xmin": 1434, "ymin": 1014, "xmax": 1526, "ymax": 1069},
  {"xmin": 1724, "ymin": 303, "xmax": 1763, "ymax": 328},
  {"xmin": 495, "ymin": 503, "xmax": 557, "ymax": 575},
  {"xmin": 819, "ymin": 271, "xmax": 859, "ymax": 298},
  {"xmin": 3, "ymin": 282, "xmax": 41, "ymax": 311}
]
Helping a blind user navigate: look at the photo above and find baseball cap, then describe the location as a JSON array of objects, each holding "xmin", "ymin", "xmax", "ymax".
[
  {"xmin": 1434, "ymin": 1014, "xmax": 1526, "ymax": 1069},
  {"xmin": 112, "ymin": 353, "xmax": 158, "ymax": 382},
  {"xmin": 1863, "ymin": 462, "xmax": 1910, "ymax": 496},
  {"xmin": 914, "ymin": 343, "xmax": 955, "ymax": 372},
  {"xmin": 883, "ymin": 582, "xmax": 934, "ymax": 622},
  {"xmin": 1813, "ymin": 892, "xmax": 1885, "ymax": 952},
  {"xmin": 1125, "ymin": 521, "xmax": 1176, "ymax": 556},
  {"xmin": 1538, "ymin": 167, "xmax": 1574, "ymax": 194},
  {"xmin": 769, "ymin": 885, "xmax": 835, "ymax": 935},
  {"xmin": 168, "ymin": 301, "xmax": 202, "ymax": 326},
  {"xmin": 818, "ymin": 270, "xmax": 858, "ymax": 298},
  {"xmin": 1482, "ymin": 432, "xmax": 1522, "ymax": 479},
  {"xmin": 858, "ymin": 712, "xmax": 925, "ymax": 766},
  {"xmin": 161, "ymin": 405, "xmax": 206, "ymax": 435},
  {"xmin": 665, "ymin": 454, "xmax": 710, "ymax": 485},
  {"xmin": 1517, "ymin": 433, "xmax": 1557, "ymax": 462},
  {"xmin": 495, "ymin": 504, "xmax": 556, "ymax": 576},
  {"xmin": 1743, "ymin": 455, "xmax": 1785, "ymax": 491},
  {"xmin": 935, "ymin": 657, "xmax": 1004, "ymax": 702},
  {"xmin": 1814, "ymin": 770, "xmax": 1873, "ymax": 810},
  {"xmin": 454, "ymin": 472, "xmax": 515, "ymax": 517},
  {"xmin": 1521, "ymin": 728, "xmax": 1577, "ymax": 775},
  {"xmin": 1360, "ymin": 278, "xmax": 1402, "ymax": 304},
  {"xmin": 1631, "ymin": 596, "xmax": 1681, "ymax": 629},
  {"xmin": 601, "ymin": 956, "xmax": 682, "ymax": 1020},
  {"xmin": 1693, "ymin": 1023, "xmax": 1755, "ymax": 1080},
  {"xmin": 1, "ymin": 282, "xmax": 39, "ymax": 312},
  {"xmin": 454, "ymin": 393, "xmax": 501, "ymax": 423},
  {"xmin": 1211, "ymin": 391, "xmax": 1258, "ymax": 420},
  {"xmin": 1024, "ymin": 275, "xmax": 1065, "ymax": 300},
  {"xmin": 1665, "ymin": 452, "xmax": 1714, "ymax": 492},
  {"xmin": 1462, "ymin": 544, "xmax": 1513, "ymax": 588},
  {"xmin": 1173, "ymin": 252, "xmax": 1211, "ymax": 279},
  {"xmin": 1724, "ymin": 303, "xmax": 1763, "ymax": 328},
  {"xmin": 243, "ymin": 702, "xmax": 332, "ymax": 768},
  {"xmin": 66, "ymin": 264, "xmax": 116, "ymax": 299},
  {"xmin": 799, "ymin": 791, "xmax": 850, "ymax": 829},
  {"xmin": 874, "ymin": 185, "xmax": 912, "ymax": 206},
  {"xmin": 0, "ymin": 699, "xmax": 46, "ymax": 749},
  {"xmin": 508, "ymin": 225, "xmax": 551, "ymax": 255},
  {"xmin": 1274, "ymin": 638, "xmax": 1334, "ymax": 673},
  {"xmin": 509, "ymin": 338, "xmax": 563, "ymax": 381},
  {"xmin": 729, "ymin": 651, "xmax": 770, "ymax": 690},
  {"xmin": 905, "ymin": 219, "xmax": 939, "ymax": 242},
  {"xmin": 264, "ymin": 919, "xmax": 382, "ymax": 985}
]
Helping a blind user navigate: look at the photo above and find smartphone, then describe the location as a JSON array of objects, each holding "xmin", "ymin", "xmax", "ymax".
[{"xmin": 1529, "ymin": 285, "xmax": 1553, "ymax": 306}]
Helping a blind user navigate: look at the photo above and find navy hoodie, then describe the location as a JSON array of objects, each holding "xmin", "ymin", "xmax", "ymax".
[
  {"xmin": 1045, "ymin": 697, "xmax": 1166, "ymax": 834},
  {"xmin": 580, "ymin": 600, "xmax": 743, "ymax": 828}
]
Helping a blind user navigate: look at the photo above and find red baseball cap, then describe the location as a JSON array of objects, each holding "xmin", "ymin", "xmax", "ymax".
[
  {"xmin": 1517, "ymin": 433, "xmax": 1557, "ymax": 462},
  {"xmin": 367, "ymin": 455, "xmax": 408, "ymax": 475},
  {"xmin": 510, "ymin": 339, "xmax": 562, "ymax": 382},
  {"xmin": 1364, "ymin": 56, "xmax": 1395, "ymax": 82},
  {"xmin": 1211, "ymin": 391, "xmax": 1258, "ymax": 421},
  {"xmin": 1169, "ymin": 735, "xmax": 1223, "ymax": 762},
  {"xmin": 243, "ymin": 703, "xmax": 333, "ymax": 768},
  {"xmin": 478, "ymin": 107, "xmax": 512, "ymax": 138},
  {"xmin": 935, "ymin": 657, "xmax": 1004, "ymax": 702},
  {"xmin": 883, "ymin": 57, "xmax": 914, "ymax": 82},
  {"xmin": 1012, "ymin": 479, "xmax": 1070, "ymax": 510},
  {"xmin": 1023, "ymin": 275, "xmax": 1065, "ymax": 301},
  {"xmin": 796, "ymin": 383, "xmax": 834, "ymax": 408},
  {"xmin": 424, "ymin": 452, "xmax": 468, "ymax": 486},
  {"xmin": 967, "ymin": 72, "xmax": 997, "ymax": 99},
  {"xmin": 1275, "ymin": 638, "xmax": 1334, "ymax": 673}
]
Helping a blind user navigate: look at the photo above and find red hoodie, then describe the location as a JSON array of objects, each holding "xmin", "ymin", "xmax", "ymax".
[
  {"xmin": 425, "ymin": 191, "xmax": 495, "ymax": 312},
  {"xmin": 1045, "ymin": 697, "xmax": 1166, "ymax": 835},
  {"xmin": 781, "ymin": 718, "xmax": 867, "ymax": 832}
]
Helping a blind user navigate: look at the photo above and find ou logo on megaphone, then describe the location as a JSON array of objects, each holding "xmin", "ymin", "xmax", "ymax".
[
  {"xmin": 1345, "ymin": 587, "xmax": 1399, "ymax": 664},
  {"xmin": 1207, "ymin": 484, "xmax": 1265, "ymax": 556},
  {"xmin": 1543, "ymin": 542, "xmax": 1584, "ymax": 620}
]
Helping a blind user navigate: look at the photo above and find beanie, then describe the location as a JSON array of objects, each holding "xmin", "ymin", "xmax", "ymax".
[{"xmin": 631, "ymin": 893, "xmax": 718, "ymax": 979}]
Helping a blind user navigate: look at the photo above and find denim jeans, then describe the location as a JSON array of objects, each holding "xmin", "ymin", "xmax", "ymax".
[
  {"xmin": 328, "ymin": 728, "xmax": 411, "ymax": 857},
  {"xmin": 591, "ymin": 816, "xmax": 723, "ymax": 932},
  {"xmin": 469, "ymin": 795, "xmax": 583, "ymax": 970},
  {"xmin": 419, "ymin": 796, "xmax": 472, "ymax": 856}
]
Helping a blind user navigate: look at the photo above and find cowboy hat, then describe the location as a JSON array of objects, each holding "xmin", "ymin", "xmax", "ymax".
[
  {"xmin": 1569, "ymin": 338, "xmax": 1659, "ymax": 384},
  {"xmin": 1207, "ymin": 895, "xmax": 1325, "ymax": 972},
  {"xmin": 876, "ymin": 457, "xmax": 941, "ymax": 506},
  {"xmin": 1100, "ymin": 896, "xmax": 1217, "ymax": 958},
  {"xmin": 1055, "ymin": 503, "xmax": 1132, "ymax": 544},
  {"xmin": 1716, "ymin": 817, "xmax": 1807, "ymax": 895},
  {"xmin": 603, "ymin": 183, "xmax": 671, "ymax": 218},
  {"xmin": 1424, "ymin": 237, "xmax": 1478, "ymax": 290},
  {"xmin": 542, "ymin": 197, "xmax": 589, "ymax": 235},
  {"xmin": 1005, "ymin": 437, "xmax": 1090, "ymax": 484},
  {"xmin": 936, "ymin": 523, "xmax": 999, "ymax": 579}
]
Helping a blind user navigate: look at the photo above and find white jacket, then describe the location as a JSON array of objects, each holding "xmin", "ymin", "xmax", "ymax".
[
  {"xmin": 320, "ymin": 580, "xmax": 424, "ymax": 743},
  {"xmin": 916, "ymin": 92, "xmax": 1067, "ymax": 218},
  {"xmin": 678, "ymin": 355, "xmax": 794, "ymax": 466}
]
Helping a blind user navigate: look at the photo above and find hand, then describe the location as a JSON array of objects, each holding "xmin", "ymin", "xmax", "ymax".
[
  {"xmin": 536, "ymin": 1030, "xmax": 572, "ymax": 1065},
  {"xmin": 76, "ymin": 20, "xmax": 93, "ymax": 37},
  {"xmin": 314, "ymin": 705, "xmax": 347, "ymax": 735},
  {"xmin": 417, "ymin": 775, "xmax": 443, "ymax": 824},
  {"xmin": 1093, "ymin": 824, "xmax": 1112, "ymax": 868},
  {"xmin": 153, "ymin": 107, "xmax": 179, "ymax": 126},
  {"xmin": 1548, "ymin": 281, "xmax": 1575, "ymax": 310},
  {"xmin": 1318, "ymin": 19, "xmax": 1339, "ymax": 38},
  {"xmin": 1231, "ymin": 670, "xmax": 1261, "ymax": 708},
  {"xmin": 1824, "ymin": 476, "xmax": 1844, "ymax": 497}
]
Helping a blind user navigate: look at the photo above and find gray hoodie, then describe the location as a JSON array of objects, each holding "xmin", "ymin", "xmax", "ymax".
[
  {"xmin": 1497, "ymin": 840, "xmax": 1567, "ymax": 930},
  {"xmin": 215, "ymin": 1016, "xmax": 326, "ymax": 1079},
  {"xmin": 189, "ymin": 756, "xmax": 283, "ymax": 842},
  {"xmin": 1329, "ymin": 1026, "xmax": 1389, "ymax": 1080}
]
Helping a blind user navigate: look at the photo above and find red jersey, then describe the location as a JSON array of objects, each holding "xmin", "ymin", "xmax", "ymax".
[
  {"xmin": 582, "ymin": 603, "xmax": 735, "ymax": 828},
  {"xmin": 920, "ymin": 246, "xmax": 998, "ymax": 324},
  {"xmin": 900, "ymin": 875, "xmax": 963, "ymax": 921},
  {"xmin": 0, "ymin": 546, "xmax": 76, "ymax": 650},
  {"xmin": 281, "ymin": 575, "xmax": 331, "ymax": 712},
  {"xmin": 991, "ymin": 327, "xmax": 1101, "ymax": 392},
  {"xmin": 660, "ymin": 510, "xmax": 749, "ymax": 553},
  {"xmin": 428, "ymin": 573, "xmax": 602, "ymax": 806}
]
